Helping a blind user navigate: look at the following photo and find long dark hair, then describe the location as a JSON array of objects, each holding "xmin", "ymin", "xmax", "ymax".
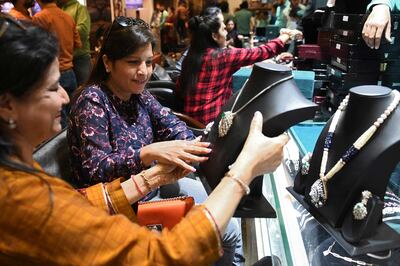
[
  {"xmin": 74, "ymin": 17, "xmax": 155, "ymax": 102},
  {"xmin": 179, "ymin": 7, "xmax": 222, "ymax": 96},
  {"xmin": 0, "ymin": 15, "xmax": 58, "ymax": 221},
  {"xmin": 0, "ymin": 15, "xmax": 58, "ymax": 171}
]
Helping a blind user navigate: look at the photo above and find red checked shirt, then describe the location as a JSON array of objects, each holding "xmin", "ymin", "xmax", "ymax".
[{"xmin": 182, "ymin": 38, "xmax": 285, "ymax": 125}]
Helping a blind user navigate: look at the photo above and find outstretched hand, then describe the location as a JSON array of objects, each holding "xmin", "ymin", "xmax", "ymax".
[
  {"xmin": 362, "ymin": 4, "xmax": 392, "ymax": 49},
  {"xmin": 230, "ymin": 111, "xmax": 289, "ymax": 182},
  {"xmin": 140, "ymin": 138, "xmax": 211, "ymax": 172}
]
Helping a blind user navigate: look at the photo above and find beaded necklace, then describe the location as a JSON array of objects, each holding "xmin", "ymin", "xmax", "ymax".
[{"xmin": 309, "ymin": 90, "xmax": 400, "ymax": 208}]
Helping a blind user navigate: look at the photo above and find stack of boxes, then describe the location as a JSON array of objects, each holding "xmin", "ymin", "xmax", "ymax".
[{"xmin": 326, "ymin": 13, "xmax": 400, "ymax": 110}]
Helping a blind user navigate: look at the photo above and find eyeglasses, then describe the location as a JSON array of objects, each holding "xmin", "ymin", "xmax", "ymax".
[
  {"xmin": 0, "ymin": 13, "xmax": 27, "ymax": 39},
  {"xmin": 101, "ymin": 16, "xmax": 149, "ymax": 52}
]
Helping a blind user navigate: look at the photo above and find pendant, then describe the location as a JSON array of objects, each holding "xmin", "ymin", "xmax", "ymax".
[
  {"xmin": 309, "ymin": 178, "xmax": 328, "ymax": 208},
  {"xmin": 218, "ymin": 111, "xmax": 235, "ymax": 137},
  {"xmin": 353, "ymin": 202, "xmax": 367, "ymax": 220}
]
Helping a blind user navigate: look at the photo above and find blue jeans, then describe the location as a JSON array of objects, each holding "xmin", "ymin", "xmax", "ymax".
[
  {"xmin": 73, "ymin": 55, "xmax": 92, "ymax": 86},
  {"xmin": 59, "ymin": 69, "xmax": 77, "ymax": 128},
  {"xmin": 152, "ymin": 177, "xmax": 245, "ymax": 266}
]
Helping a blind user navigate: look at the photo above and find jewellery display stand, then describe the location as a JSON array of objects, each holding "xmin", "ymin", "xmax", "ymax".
[
  {"xmin": 303, "ymin": 86, "xmax": 400, "ymax": 227},
  {"xmin": 199, "ymin": 62, "xmax": 318, "ymax": 218},
  {"xmin": 290, "ymin": 85, "xmax": 400, "ymax": 255}
]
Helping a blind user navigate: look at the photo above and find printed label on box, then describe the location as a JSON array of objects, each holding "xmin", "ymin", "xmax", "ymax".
[
  {"xmin": 343, "ymin": 30, "xmax": 348, "ymax": 36},
  {"xmin": 336, "ymin": 44, "xmax": 341, "ymax": 50},
  {"xmin": 343, "ymin": 16, "xmax": 348, "ymax": 22},
  {"xmin": 337, "ymin": 57, "xmax": 341, "ymax": 64}
]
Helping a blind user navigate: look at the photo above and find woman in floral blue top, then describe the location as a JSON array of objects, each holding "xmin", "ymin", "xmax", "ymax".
[{"xmin": 67, "ymin": 16, "xmax": 245, "ymax": 265}]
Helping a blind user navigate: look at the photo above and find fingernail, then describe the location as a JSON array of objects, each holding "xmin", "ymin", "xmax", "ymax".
[
  {"xmin": 191, "ymin": 167, "xmax": 197, "ymax": 172},
  {"xmin": 206, "ymin": 148, "xmax": 212, "ymax": 153},
  {"xmin": 254, "ymin": 111, "xmax": 261, "ymax": 117}
]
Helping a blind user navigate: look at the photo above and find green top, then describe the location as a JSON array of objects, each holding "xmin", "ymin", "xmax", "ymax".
[
  {"xmin": 234, "ymin": 8, "xmax": 252, "ymax": 35},
  {"xmin": 367, "ymin": 0, "xmax": 400, "ymax": 11},
  {"xmin": 62, "ymin": 0, "xmax": 91, "ymax": 58}
]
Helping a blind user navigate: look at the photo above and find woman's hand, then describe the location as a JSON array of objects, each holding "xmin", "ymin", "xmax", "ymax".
[
  {"xmin": 140, "ymin": 138, "xmax": 212, "ymax": 172},
  {"xmin": 229, "ymin": 111, "xmax": 289, "ymax": 183},
  {"xmin": 362, "ymin": 4, "xmax": 392, "ymax": 49},
  {"xmin": 146, "ymin": 163, "xmax": 191, "ymax": 188},
  {"xmin": 278, "ymin": 28, "xmax": 303, "ymax": 44}
]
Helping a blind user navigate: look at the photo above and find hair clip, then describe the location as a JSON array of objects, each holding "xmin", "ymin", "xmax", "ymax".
[{"xmin": 353, "ymin": 190, "xmax": 372, "ymax": 220}]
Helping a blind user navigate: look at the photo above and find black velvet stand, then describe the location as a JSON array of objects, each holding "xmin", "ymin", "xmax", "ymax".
[
  {"xmin": 199, "ymin": 62, "xmax": 318, "ymax": 218},
  {"xmin": 291, "ymin": 85, "xmax": 400, "ymax": 255}
]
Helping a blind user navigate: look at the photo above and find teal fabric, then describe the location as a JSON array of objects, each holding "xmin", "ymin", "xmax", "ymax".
[
  {"xmin": 289, "ymin": 122, "xmax": 325, "ymax": 156},
  {"xmin": 234, "ymin": 9, "xmax": 252, "ymax": 35},
  {"xmin": 367, "ymin": 0, "xmax": 400, "ymax": 11}
]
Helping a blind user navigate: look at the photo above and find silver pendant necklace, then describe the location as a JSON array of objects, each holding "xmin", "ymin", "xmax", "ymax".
[
  {"xmin": 218, "ymin": 75, "xmax": 294, "ymax": 137},
  {"xmin": 309, "ymin": 90, "xmax": 400, "ymax": 208}
]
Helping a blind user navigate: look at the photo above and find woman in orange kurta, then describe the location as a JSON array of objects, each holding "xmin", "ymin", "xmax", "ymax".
[{"xmin": 0, "ymin": 14, "xmax": 288, "ymax": 265}]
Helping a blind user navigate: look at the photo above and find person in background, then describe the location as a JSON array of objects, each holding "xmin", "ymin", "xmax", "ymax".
[
  {"xmin": 176, "ymin": 0, "xmax": 188, "ymax": 45},
  {"xmin": 226, "ymin": 18, "xmax": 243, "ymax": 48},
  {"xmin": 33, "ymin": 0, "xmax": 81, "ymax": 128},
  {"xmin": 8, "ymin": 0, "xmax": 34, "ymax": 20},
  {"xmin": 0, "ymin": 14, "xmax": 288, "ymax": 265},
  {"xmin": 255, "ymin": 10, "xmax": 270, "ymax": 28},
  {"xmin": 274, "ymin": 0, "xmax": 289, "ymax": 29},
  {"xmin": 283, "ymin": 0, "xmax": 306, "ymax": 29},
  {"xmin": 161, "ymin": 6, "xmax": 177, "ymax": 53},
  {"xmin": 363, "ymin": 0, "xmax": 400, "ymax": 49},
  {"xmin": 58, "ymin": 0, "xmax": 92, "ymax": 86},
  {"xmin": 219, "ymin": 0, "xmax": 233, "ymax": 22},
  {"xmin": 68, "ymin": 16, "xmax": 245, "ymax": 265},
  {"xmin": 178, "ymin": 6, "xmax": 302, "ymax": 125},
  {"xmin": 234, "ymin": 1, "xmax": 253, "ymax": 36}
]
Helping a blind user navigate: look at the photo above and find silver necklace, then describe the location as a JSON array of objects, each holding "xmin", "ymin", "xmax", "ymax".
[
  {"xmin": 218, "ymin": 75, "xmax": 294, "ymax": 137},
  {"xmin": 310, "ymin": 90, "xmax": 400, "ymax": 208}
]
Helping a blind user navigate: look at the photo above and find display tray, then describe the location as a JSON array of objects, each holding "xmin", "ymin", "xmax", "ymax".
[
  {"xmin": 327, "ymin": 65, "xmax": 379, "ymax": 90},
  {"xmin": 330, "ymin": 57, "xmax": 380, "ymax": 73},
  {"xmin": 287, "ymin": 187, "xmax": 400, "ymax": 256},
  {"xmin": 329, "ymin": 40, "xmax": 375, "ymax": 59},
  {"xmin": 333, "ymin": 13, "xmax": 400, "ymax": 32}
]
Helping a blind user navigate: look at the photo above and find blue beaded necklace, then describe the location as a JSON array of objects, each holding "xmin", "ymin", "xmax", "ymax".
[{"xmin": 310, "ymin": 90, "xmax": 400, "ymax": 208}]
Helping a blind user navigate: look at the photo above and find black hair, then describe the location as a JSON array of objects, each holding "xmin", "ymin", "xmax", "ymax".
[
  {"xmin": 0, "ymin": 15, "xmax": 58, "ymax": 221},
  {"xmin": 240, "ymin": 1, "xmax": 248, "ymax": 9},
  {"xmin": 75, "ymin": 17, "xmax": 155, "ymax": 101},
  {"xmin": 179, "ymin": 7, "xmax": 222, "ymax": 96},
  {"xmin": 219, "ymin": 1, "xmax": 229, "ymax": 13}
]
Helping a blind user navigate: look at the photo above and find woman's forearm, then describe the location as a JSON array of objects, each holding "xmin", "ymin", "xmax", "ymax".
[
  {"xmin": 121, "ymin": 166, "xmax": 162, "ymax": 204},
  {"xmin": 203, "ymin": 164, "xmax": 253, "ymax": 235}
]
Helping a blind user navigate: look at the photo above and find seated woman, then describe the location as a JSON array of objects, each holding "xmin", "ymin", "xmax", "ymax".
[
  {"xmin": 178, "ymin": 6, "xmax": 302, "ymax": 125},
  {"xmin": 225, "ymin": 18, "xmax": 243, "ymax": 48},
  {"xmin": 0, "ymin": 14, "xmax": 288, "ymax": 265},
  {"xmin": 67, "ymin": 16, "xmax": 244, "ymax": 265}
]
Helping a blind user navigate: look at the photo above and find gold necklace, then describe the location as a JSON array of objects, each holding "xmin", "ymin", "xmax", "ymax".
[{"xmin": 218, "ymin": 75, "xmax": 294, "ymax": 137}]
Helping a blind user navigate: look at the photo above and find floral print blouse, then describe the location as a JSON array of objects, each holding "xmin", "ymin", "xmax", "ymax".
[{"xmin": 67, "ymin": 84, "xmax": 194, "ymax": 187}]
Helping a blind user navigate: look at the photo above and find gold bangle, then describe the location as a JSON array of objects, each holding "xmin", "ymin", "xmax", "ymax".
[
  {"xmin": 224, "ymin": 172, "xmax": 250, "ymax": 195},
  {"xmin": 139, "ymin": 171, "xmax": 152, "ymax": 191}
]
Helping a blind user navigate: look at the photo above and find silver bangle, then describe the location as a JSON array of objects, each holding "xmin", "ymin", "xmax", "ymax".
[{"xmin": 225, "ymin": 172, "xmax": 250, "ymax": 195}]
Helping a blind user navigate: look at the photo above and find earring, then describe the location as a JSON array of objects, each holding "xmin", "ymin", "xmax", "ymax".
[
  {"xmin": 353, "ymin": 190, "xmax": 372, "ymax": 220},
  {"xmin": 105, "ymin": 68, "xmax": 110, "ymax": 73},
  {"xmin": 8, "ymin": 118, "xmax": 16, "ymax": 129}
]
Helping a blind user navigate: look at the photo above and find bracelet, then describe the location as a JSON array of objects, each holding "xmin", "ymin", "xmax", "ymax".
[
  {"xmin": 131, "ymin": 175, "xmax": 145, "ymax": 197},
  {"xmin": 224, "ymin": 172, "xmax": 250, "ymax": 195},
  {"xmin": 139, "ymin": 171, "xmax": 152, "ymax": 191}
]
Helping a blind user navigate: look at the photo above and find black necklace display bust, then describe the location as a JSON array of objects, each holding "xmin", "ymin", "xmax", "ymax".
[
  {"xmin": 289, "ymin": 85, "xmax": 400, "ymax": 256},
  {"xmin": 304, "ymin": 86, "xmax": 400, "ymax": 227},
  {"xmin": 199, "ymin": 62, "xmax": 317, "ymax": 218}
]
